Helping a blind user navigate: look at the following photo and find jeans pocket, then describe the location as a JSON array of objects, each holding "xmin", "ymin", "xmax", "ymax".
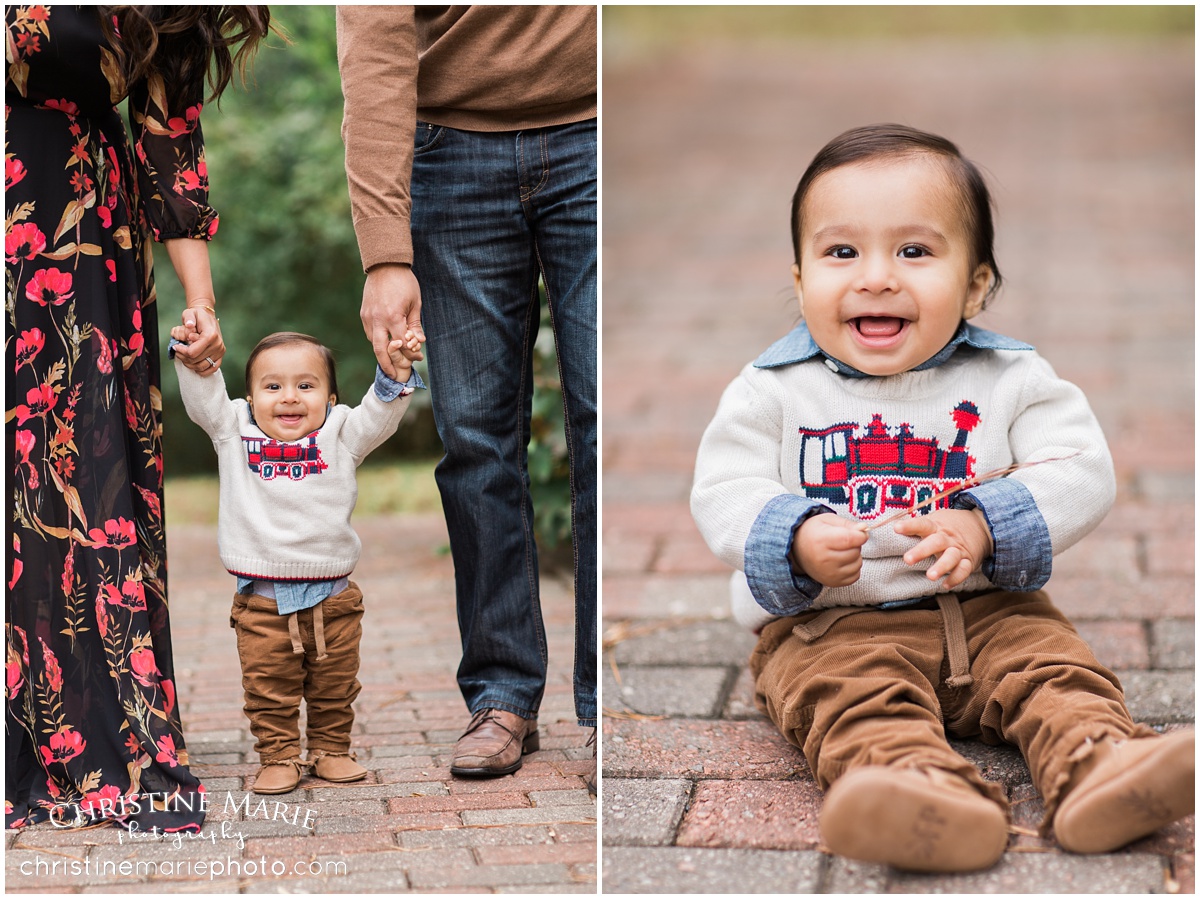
[{"xmin": 414, "ymin": 121, "xmax": 445, "ymax": 156}]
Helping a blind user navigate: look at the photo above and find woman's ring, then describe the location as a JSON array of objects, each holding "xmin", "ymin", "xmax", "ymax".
[{"xmin": 206, "ymin": 357, "xmax": 217, "ymax": 368}]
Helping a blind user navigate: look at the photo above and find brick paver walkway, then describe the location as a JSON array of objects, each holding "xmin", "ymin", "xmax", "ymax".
[
  {"xmin": 6, "ymin": 513, "xmax": 596, "ymax": 893},
  {"xmin": 601, "ymin": 25, "xmax": 1194, "ymax": 895}
]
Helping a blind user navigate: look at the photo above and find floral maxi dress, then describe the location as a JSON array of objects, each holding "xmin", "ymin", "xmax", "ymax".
[{"xmin": 5, "ymin": 6, "xmax": 214, "ymax": 831}]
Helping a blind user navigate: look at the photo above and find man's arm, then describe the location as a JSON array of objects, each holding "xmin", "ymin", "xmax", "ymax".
[{"xmin": 336, "ymin": 6, "xmax": 425, "ymax": 377}]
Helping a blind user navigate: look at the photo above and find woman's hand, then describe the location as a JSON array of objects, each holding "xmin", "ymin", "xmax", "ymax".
[{"xmin": 171, "ymin": 305, "xmax": 225, "ymax": 377}]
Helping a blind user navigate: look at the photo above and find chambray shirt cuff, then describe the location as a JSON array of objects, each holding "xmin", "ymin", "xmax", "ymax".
[
  {"xmin": 955, "ymin": 478, "xmax": 1052, "ymax": 591},
  {"xmin": 373, "ymin": 365, "xmax": 426, "ymax": 400},
  {"xmin": 743, "ymin": 494, "xmax": 833, "ymax": 615}
]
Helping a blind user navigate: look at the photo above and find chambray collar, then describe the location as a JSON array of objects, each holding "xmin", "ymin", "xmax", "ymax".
[{"xmin": 753, "ymin": 321, "xmax": 1032, "ymax": 377}]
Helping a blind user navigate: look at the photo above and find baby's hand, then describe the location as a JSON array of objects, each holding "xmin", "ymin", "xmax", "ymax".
[
  {"xmin": 790, "ymin": 513, "xmax": 868, "ymax": 587},
  {"xmin": 894, "ymin": 508, "xmax": 993, "ymax": 588},
  {"xmin": 386, "ymin": 330, "xmax": 423, "ymax": 380}
]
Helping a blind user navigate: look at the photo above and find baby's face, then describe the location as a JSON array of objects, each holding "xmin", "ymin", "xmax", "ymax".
[
  {"xmin": 247, "ymin": 344, "xmax": 335, "ymax": 442},
  {"xmin": 793, "ymin": 155, "xmax": 992, "ymax": 376}
]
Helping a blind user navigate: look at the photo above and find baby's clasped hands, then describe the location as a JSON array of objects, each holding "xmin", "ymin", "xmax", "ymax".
[{"xmin": 386, "ymin": 329, "xmax": 425, "ymax": 379}]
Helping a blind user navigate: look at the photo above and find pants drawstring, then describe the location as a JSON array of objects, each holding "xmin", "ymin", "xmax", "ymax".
[
  {"xmin": 792, "ymin": 606, "xmax": 871, "ymax": 642},
  {"xmin": 792, "ymin": 596, "xmax": 974, "ymax": 688},
  {"xmin": 313, "ymin": 602, "xmax": 328, "ymax": 662},
  {"xmin": 287, "ymin": 612, "xmax": 303, "ymax": 655},
  {"xmin": 285, "ymin": 607, "xmax": 328, "ymax": 660},
  {"xmin": 936, "ymin": 593, "xmax": 974, "ymax": 688}
]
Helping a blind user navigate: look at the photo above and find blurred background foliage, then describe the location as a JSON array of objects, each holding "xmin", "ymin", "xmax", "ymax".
[
  {"xmin": 603, "ymin": 5, "xmax": 1194, "ymax": 44},
  {"xmin": 158, "ymin": 6, "xmax": 574, "ymax": 550}
]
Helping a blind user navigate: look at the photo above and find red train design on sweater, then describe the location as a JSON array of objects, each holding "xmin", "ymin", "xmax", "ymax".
[
  {"xmin": 242, "ymin": 433, "xmax": 328, "ymax": 481},
  {"xmin": 798, "ymin": 401, "xmax": 980, "ymax": 520}
]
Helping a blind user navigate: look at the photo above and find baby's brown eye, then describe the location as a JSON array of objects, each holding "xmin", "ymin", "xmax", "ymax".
[
  {"xmin": 900, "ymin": 245, "xmax": 929, "ymax": 259},
  {"xmin": 829, "ymin": 246, "xmax": 857, "ymax": 259}
]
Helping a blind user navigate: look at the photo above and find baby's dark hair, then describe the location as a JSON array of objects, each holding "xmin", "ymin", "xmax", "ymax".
[
  {"xmin": 245, "ymin": 332, "xmax": 338, "ymax": 399},
  {"xmin": 790, "ymin": 123, "xmax": 1003, "ymax": 305}
]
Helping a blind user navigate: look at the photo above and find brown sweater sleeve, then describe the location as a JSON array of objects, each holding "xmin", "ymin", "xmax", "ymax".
[
  {"xmin": 336, "ymin": 5, "xmax": 418, "ymax": 270},
  {"xmin": 336, "ymin": 6, "xmax": 597, "ymax": 273}
]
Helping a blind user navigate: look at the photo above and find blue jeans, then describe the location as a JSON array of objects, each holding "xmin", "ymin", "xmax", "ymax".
[{"xmin": 410, "ymin": 119, "xmax": 597, "ymax": 727}]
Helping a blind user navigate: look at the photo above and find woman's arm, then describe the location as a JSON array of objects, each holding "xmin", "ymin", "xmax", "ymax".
[{"xmin": 164, "ymin": 237, "xmax": 224, "ymax": 376}]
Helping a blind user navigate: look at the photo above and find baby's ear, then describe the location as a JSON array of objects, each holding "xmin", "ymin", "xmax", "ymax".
[
  {"xmin": 328, "ymin": 394, "xmax": 337, "ymax": 406},
  {"xmin": 963, "ymin": 264, "xmax": 992, "ymax": 319},
  {"xmin": 791, "ymin": 263, "xmax": 805, "ymax": 316}
]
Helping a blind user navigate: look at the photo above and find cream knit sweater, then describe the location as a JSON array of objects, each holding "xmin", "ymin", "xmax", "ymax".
[
  {"xmin": 692, "ymin": 342, "xmax": 1114, "ymax": 631},
  {"xmin": 176, "ymin": 360, "xmax": 413, "ymax": 581}
]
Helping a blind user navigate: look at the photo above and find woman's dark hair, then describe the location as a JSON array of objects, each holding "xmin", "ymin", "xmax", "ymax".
[
  {"xmin": 99, "ymin": 6, "xmax": 272, "ymax": 109},
  {"xmin": 245, "ymin": 332, "xmax": 339, "ymax": 401},
  {"xmin": 790, "ymin": 123, "xmax": 1002, "ymax": 305}
]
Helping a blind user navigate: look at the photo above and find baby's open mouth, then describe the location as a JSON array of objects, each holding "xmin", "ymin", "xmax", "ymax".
[{"xmin": 852, "ymin": 316, "xmax": 907, "ymax": 338}]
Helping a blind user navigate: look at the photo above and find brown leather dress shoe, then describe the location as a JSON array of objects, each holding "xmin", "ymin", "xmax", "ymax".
[
  {"xmin": 451, "ymin": 708, "xmax": 539, "ymax": 777},
  {"xmin": 252, "ymin": 760, "xmax": 304, "ymax": 795},
  {"xmin": 585, "ymin": 727, "xmax": 597, "ymax": 797}
]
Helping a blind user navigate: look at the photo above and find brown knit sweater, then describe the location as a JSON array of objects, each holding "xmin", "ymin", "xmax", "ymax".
[{"xmin": 336, "ymin": 5, "xmax": 597, "ymax": 270}]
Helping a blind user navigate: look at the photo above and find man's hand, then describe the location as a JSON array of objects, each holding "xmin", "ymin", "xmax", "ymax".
[
  {"xmin": 790, "ymin": 513, "xmax": 868, "ymax": 587},
  {"xmin": 362, "ymin": 263, "xmax": 425, "ymax": 379},
  {"xmin": 894, "ymin": 508, "xmax": 993, "ymax": 588}
]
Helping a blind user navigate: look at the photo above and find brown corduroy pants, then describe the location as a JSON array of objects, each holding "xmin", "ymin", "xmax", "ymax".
[
  {"xmin": 230, "ymin": 582, "xmax": 364, "ymax": 764},
  {"xmin": 750, "ymin": 590, "xmax": 1156, "ymax": 821}
]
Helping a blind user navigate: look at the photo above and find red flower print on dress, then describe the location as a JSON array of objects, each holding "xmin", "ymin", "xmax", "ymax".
[
  {"xmin": 61, "ymin": 545, "xmax": 75, "ymax": 600},
  {"xmin": 15, "ymin": 328, "xmax": 45, "ymax": 370},
  {"xmin": 14, "ymin": 429, "xmax": 37, "ymax": 489},
  {"xmin": 174, "ymin": 169, "xmax": 202, "ymax": 193},
  {"xmin": 135, "ymin": 484, "xmax": 162, "ymax": 520},
  {"xmin": 95, "ymin": 591, "xmax": 109, "ymax": 639},
  {"xmin": 98, "ymin": 205, "xmax": 112, "ymax": 228},
  {"xmin": 99, "ymin": 581, "xmax": 145, "ymax": 612},
  {"xmin": 129, "ymin": 648, "xmax": 160, "ymax": 687},
  {"xmin": 155, "ymin": 734, "xmax": 180, "ymax": 767},
  {"xmin": 14, "ymin": 383, "xmax": 58, "ymax": 425},
  {"xmin": 14, "ymin": 430, "xmax": 35, "ymax": 465},
  {"xmin": 124, "ymin": 732, "xmax": 142, "ymax": 758},
  {"xmin": 26, "ymin": 6, "xmax": 50, "ymax": 23},
  {"xmin": 25, "ymin": 267, "xmax": 74, "ymax": 306},
  {"xmin": 6, "ymin": 222, "xmax": 46, "ymax": 263},
  {"xmin": 120, "ymin": 576, "xmax": 146, "ymax": 609},
  {"xmin": 43, "ymin": 98, "xmax": 80, "ymax": 116},
  {"xmin": 6, "ymin": 155, "xmax": 27, "ymax": 189},
  {"xmin": 39, "ymin": 728, "xmax": 86, "ymax": 766},
  {"xmin": 6, "ymin": 633, "xmax": 25, "ymax": 699},
  {"xmin": 95, "ymin": 328, "xmax": 115, "ymax": 373},
  {"xmin": 15, "ymin": 32, "xmax": 40, "ymax": 53},
  {"xmin": 69, "ymin": 140, "xmax": 89, "ymax": 164},
  {"xmin": 69, "ymin": 171, "xmax": 94, "ymax": 194},
  {"xmin": 80, "ymin": 785, "xmax": 126, "ymax": 819},
  {"xmin": 88, "ymin": 517, "xmax": 136, "ymax": 549},
  {"xmin": 128, "ymin": 306, "xmax": 144, "ymax": 356},
  {"xmin": 163, "ymin": 104, "xmax": 202, "ymax": 138},
  {"xmin": 106, "ymin": 259, "xmax": 116, "ymax": 281},
  {"xmin": 162, "ymin": 678, "xmax": 176, "ymax": 715},
  {"xmin": 38, "ymin": 638, "xmax": 63, "ymax": 694}
]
